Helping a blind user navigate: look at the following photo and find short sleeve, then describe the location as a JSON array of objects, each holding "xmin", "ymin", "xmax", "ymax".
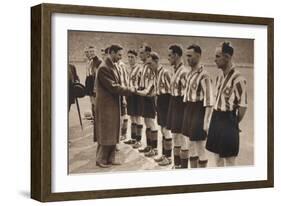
[
  {"xmin": 234, "ymin": 77, "xmax": 247, "ymax": 108},
  {"xmin": 201, "ymin": 75, "xmax": 214, "ymax": 107}
]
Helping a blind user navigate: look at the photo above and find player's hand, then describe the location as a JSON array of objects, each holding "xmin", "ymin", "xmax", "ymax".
[
  {"xmin": 128, "ymin": 86, "xmax": 136, "ymax": 94},
  {"xmin": 203, "ymin": 123, "xmax": 209, "ymax": 136}
]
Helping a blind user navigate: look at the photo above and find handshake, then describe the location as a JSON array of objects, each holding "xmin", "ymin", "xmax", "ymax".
[{"xmin": 127, "ymin": 86, "xmax": 148, "ymax": 96}]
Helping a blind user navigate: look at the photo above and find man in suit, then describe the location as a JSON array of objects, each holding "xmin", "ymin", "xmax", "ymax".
[{"xmin": 95, "ymin": 44, "xmax": 135, "ymax": 168}]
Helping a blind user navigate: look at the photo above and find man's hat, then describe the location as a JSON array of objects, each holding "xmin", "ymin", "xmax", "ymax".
[{"xmin": 72, "ymin": 82, "xmax": 86, "ymax": 98}]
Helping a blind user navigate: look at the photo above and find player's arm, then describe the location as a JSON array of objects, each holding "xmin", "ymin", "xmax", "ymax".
[
  {"xmin": 203, "ymin": 106, "xmax": 213, "ymax": 134},
  {"xmin": 235, "ymin": 77, "xmax": 248, "ymax": 123},
  {"xmin": 201, "ymin": 75, "xmax": 214, "ymax": 134},
  {"xmin": 164, "ymin": 70, "xmax": 172, "ymax": 92},
  {"xmin": 238, "ymin": 107, "xmax": 247, "ymax": 123}
]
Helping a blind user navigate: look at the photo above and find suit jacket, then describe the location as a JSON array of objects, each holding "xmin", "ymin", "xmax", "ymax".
[{"xmin": 95, "ymin": 57, "xmax": 131, "ymax": 145}]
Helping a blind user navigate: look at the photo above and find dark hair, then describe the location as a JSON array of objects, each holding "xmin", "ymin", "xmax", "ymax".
[
  {"xmin": 187, "ymin": 44, "xmax": 202, "ymax": 55},
  {"xmin": 104, "ymin": 47, "xmax": 110, "ymax": 54},
  {"xmin": 169, "ymin": 44, "xmax": 183, "ymax": 57},
  {"xmin": 150, "ymin": 51, "xmax": 160, "ymax": 62},
  {"xmin": 221, "ymin": 42, "xmax": 234, "ymax": 56},
  {"xmin": 128, "ymin": 49, "xmax": 138, "ymax": 56},
  {"xmin": 109, "ymin": 44, "xmax": 123, "ymax": 54},
  {"xmin": 140, "ymin": 44, "xmax": 152, "ymax": 53}
]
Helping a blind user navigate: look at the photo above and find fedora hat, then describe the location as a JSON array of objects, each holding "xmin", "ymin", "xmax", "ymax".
[{"xmin": 73, "ymin": 82, "xmax": 86, "ymax": 98}]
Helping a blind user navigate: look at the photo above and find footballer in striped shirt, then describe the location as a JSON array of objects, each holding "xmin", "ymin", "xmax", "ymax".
[
  {"xmin": 165, "ymin": 44, "xmax": 190, "ymax": 169},
  {"xmin": 124, "ymin": 50, "xmax": 143, "ymax": 146},
  {"xmin": 134, "ymin": 44, "xmax": 158, "ymax": 158},
  {"xmin": 146, "ymin": 52, "xmax": 173, "ymax": 166},
  {"xmin": 182, "ymin": 44, "xmax": 214, "ymax": 168},
  {"xmin": 206, "ymin": 42, "xmax": 248, "ymax": 167}
]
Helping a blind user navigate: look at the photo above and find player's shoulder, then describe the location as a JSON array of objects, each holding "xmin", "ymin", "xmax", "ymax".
[
  {"xmin": 180, "ymin": 63, "xmax": 188, "ymax": 70},
  {"xmin": 214, "ymin": 71, "xmax": 223, "ymax": 84},
  {"xmin": 180, "ymin": 64, "xmax": 189, "ymax": 75},
  {"xmin": 160, "ymin": 67, "xmax": 171, "ymax": 77},
  {"xmin": 162, "ymin": 66, "xmax": 170, "ymax": 73},
  {"xmin": 117, "ymin": 61, "xmax": 126, "ymax": 67},
  {"xmin": 143, "ymin": 62, "xmax": 150, "ymax": 68},
  {"xmin": 134, "ymin": 63, "xmax": 141, "ymax": 67},
  {"xmin": 232, "ymin": 69, "xmax": 247, "ymax": 84},
  {"xmin": 199, "ymin": 67, "xmax": 211, "ymax": 80}
]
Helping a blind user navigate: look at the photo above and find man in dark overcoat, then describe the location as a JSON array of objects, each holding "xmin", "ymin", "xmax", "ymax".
[{"xmin": 95, "ymin": 44, "xmax": 135, "ymax": 168}]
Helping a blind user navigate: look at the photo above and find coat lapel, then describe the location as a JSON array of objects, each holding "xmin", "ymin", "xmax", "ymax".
[{"xmin": 105, "ymin": 57, "xmax": 121, "ymax": 84}]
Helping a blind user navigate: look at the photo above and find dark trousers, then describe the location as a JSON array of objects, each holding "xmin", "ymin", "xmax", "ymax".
[{"xmin": 96, "ymin": 144, "xmax": 116, "ymax": 164}]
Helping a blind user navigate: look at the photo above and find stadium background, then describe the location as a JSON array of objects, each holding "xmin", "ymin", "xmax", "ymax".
[{"xmin": 68, "ymin": 31, "xmax": 254, "ymax": 173}]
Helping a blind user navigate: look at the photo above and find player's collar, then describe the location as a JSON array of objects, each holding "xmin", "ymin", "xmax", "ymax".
[
  {"xmin": 191, "ymin": 65, "xmax": 203, "ymax": 74},
  {"xmin": 157, "ymin": 65, "xmax": 163, "ymax": 73},
  {"xmin": 223, "ymin": 66, "xmax": 235, "ymax": 77},
  {"xmin": 174, "ymin": 62, "xmax": 183, "ymax": 71}
]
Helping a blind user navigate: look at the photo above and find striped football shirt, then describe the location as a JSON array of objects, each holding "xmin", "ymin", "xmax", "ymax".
[
  {"xmin": 156, "ymin": 65, "xmax": 172, "ymax": 95},
  {"xmin": 183, "ymin": 66, "xmax": 214, "ymax": 107},
  {"xmin": 214, "ymin": 68, "xmax": 248, "ymax": 111},
  {"xmin": 170, "ymin": 62, "xmax": 189, "ymax": 96},
  {"xmin": 115, "ymin": 61, "xmax": 129, "ymax": 87},
  {"xmin": 128, "ymin": 63, "xmax": 142, "ymax": 89},
  {"xmin": 139, "ymin": 63, "xmax": 156, "ymax": 96}
]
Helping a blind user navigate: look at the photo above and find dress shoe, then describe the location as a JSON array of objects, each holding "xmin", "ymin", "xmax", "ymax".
[
  {"xmin": 96, "ymin": 162, "xmax": 111, "ymax": 168},
  {"xmin": 109, "ymin": 161, "xmax": 122, "ymax": 166}
]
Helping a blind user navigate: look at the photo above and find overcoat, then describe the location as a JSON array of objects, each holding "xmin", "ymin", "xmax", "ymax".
[{"xmin": 95, "ymin": 57, "xmax": 131, "ymax": 145}]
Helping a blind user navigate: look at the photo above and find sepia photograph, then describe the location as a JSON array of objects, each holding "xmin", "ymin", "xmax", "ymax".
[
  {"xmin": 31, "ymin": 3, "xmax": 273, "ymax": 201},
  {"xmin": 67, "ymin": 31, "xmax": 253, "ymax": 174}
]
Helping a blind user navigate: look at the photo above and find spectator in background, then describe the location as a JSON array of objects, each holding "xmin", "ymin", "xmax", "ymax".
[{"xmin": 84, "ymin": 46, "xmax": 102, "ymax": 121}]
